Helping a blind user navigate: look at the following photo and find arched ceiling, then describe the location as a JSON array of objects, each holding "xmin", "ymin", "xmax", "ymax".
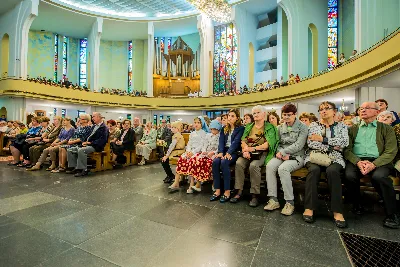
[{"xmin": 48, "ymin": 0, "xmax": 243, "ymax": 20}]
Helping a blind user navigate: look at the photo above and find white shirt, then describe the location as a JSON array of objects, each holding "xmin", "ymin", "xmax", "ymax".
[{"xmin": 186, "ymin": 129, "xmax": 206, "ymax": 154}]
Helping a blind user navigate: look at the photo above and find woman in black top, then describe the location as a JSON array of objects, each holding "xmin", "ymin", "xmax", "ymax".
[{"xmin": 110, "ymin": 119, "xmax": 135, "ymax": 165}]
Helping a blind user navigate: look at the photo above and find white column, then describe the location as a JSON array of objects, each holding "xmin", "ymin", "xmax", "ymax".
[
  {"xmin": 354, "ymin": 0, "xmax": 362, "ymax": 52},
  {"xmin": 0, "ymin": 0, "xmax": 39, "ymax": 79},
  {"xmin": 197, "ymin": 14, "xmax": 213, "ymax": 97},
  {"xmin": 147, "ymin": 22, "xmax": 154, "ymax": 97},
  {"xmin": 87, "ymin": 18, "xmax": 103, "ymax": 92}
]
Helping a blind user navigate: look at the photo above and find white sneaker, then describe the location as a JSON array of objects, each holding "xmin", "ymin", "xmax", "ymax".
[
  {"xmin": 281, "ymin": 202, "xmax": 295, "ymax": 216},
  {"xmin": 186, "ymin": 188, "xmax": 194, "ymax": 194},
  {"xmin": 138, "ymin": 159, "xmax": 145, "ymax": 166},
  {"xmin": 264, "ymin": 199, "xmax": 280, "ymax": 211},
  {"xmin": 191, "ymin": 186, "xmax": 201, "ymax": 192}
]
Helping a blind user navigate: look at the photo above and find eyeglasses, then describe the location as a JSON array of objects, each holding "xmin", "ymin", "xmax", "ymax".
[
  {"xmin": 359, "ymin": 107, "xmax": 379, "ymax": 111},
  {"xmin": 281, "ymin": 113, "xmax": 294, "ymax": 117},
  {"xmin": 252, "ymin": 111, "xmax": 261, "ymax": 116},
  {"xmin": 318, "ymin": 108, "xmax": 334, "ymax": 112}
]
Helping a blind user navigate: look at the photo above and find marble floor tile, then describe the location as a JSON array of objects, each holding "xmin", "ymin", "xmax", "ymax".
[{"xmin": 0, "ymin": 192, "xmax": 63, "ymax": 215}]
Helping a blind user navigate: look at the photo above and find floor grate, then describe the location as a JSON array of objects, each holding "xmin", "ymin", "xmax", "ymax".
[{"xmin": 340, "ymin": 232, "xmax": 400, "ymax": 267}]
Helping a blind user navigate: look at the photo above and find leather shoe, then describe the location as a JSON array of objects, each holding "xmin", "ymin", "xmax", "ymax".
[
  {"xmin": 74, "ymin": 170, "xmax": 89, "ymax": 177},
  {"xmin": 230, "ymin": 194, "xmax": 242, "ymax": 204},
  {"xmin": 334, "ymin": 219, "xmax": 348, "ymax": 228},
  {"xmin": 210, "ymin": 194, "xmax": 220, "ymax": 202},
  {"xmin": 219, "ymin": 195, "xmax": 230, "ymax": 203},
  {"xmin": 303, "ymin": 215, "xmax": 315, "ymax": 223},
  {"xmin": 352, "ymin": 205, "xmax": 365, "ymax": 216},
  {"xmin": 65, "ymin": 168, "xmax": 77, "ymax": 174},
  {"xmin": 383, "ymin": 214, "xmax": 400, "ymax": 229},
  {"xmin": 163, "ymin": 176, "xmax": 174, "ymax": 184},
  {"xmin": 249, "ymin": 197, "xmax": 259, "ymax": 207}
]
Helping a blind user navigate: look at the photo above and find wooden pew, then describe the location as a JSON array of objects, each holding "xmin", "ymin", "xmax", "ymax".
[
  {"xmin": 89, "ymin": 138, "xmax": 112, "ymax": 172},
  {"xmin": 0, "ymin": 132, "xmax": 5, "ymax": 156}
]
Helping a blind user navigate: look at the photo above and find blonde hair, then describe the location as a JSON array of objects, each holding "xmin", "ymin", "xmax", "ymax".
[{"xmin": 171, "ymin": 121, "xmax": 183, "ymax": 131}]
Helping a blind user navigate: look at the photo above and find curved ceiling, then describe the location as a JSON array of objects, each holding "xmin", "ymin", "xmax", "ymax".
[{"xmin": 48, "ymin": 0, "xmax": 243, "ymax": 20}]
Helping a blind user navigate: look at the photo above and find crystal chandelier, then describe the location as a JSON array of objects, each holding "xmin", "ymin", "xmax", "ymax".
[{"xmin": 187, "ymin": 0, "xmax": 232, "ymax": 23}]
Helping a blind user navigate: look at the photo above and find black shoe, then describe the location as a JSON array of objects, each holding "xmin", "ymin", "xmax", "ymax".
[
  {"xmin": 334, "ymin": 219, "xmax": 348, "ymax": 228},
  {"xmin": 230, "ymin": 194, "xmax": 242, "ymax": 204},
  {"xmin": 163, "ymin": 176, "xmax": 174, "ymax": 184},
  {"xmin": 74, "ymin": 170, "xmax": 89, "ymax": 177},
  {"xmin": 249, "ymin": 197, "xmax": 259, "ymax": 207},
  {"xmin": 383, "ymin": 214, "xmax": 400, "ymax": 229},
  {"xmin": 352, "ymin": 205, "xmax": 365, "ymax": 216},
  {"xmin": 210, "ymin": 194, "xmax": 220, "ymax": 202},
  {"xmin": 220, "ymin": 195, "xmax": 230, "ymax": 203},
  {"xmin": 65, "ymin": 168, "xmax": 77, "ymax": 174},
  {"xmin": 303, "ymin": 215, "xmax": 315, "ymax": 223}
]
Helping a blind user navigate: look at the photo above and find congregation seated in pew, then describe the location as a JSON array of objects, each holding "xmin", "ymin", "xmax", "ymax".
[
  {"xmin": 136, "ymin": 121, "xmax": 157, "ymax": 166},
  {"xmin": 109, "ymin": 119, "xmax": 135, "ymax": 166}
]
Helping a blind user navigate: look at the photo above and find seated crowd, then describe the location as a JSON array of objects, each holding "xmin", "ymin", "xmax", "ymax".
[{"xmin": 2, "ymin": 98, "xmax": 400, "ymax": 230}]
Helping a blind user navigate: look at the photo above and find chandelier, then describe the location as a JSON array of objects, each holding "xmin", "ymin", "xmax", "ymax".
[{"xmin": 187, "ymin": 0, "xmax": 232, "ymax": 23}]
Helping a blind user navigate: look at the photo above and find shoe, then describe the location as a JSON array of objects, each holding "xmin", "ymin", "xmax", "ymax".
[
  {"xmin": 163, "ymin": 176, "xmax": 173, "ymax": 183},
  {"xmin": 186, "ymin": 188, "xmax": 194, "ymax": 194},
  {"xmin": 17, "ymin": 163, "xmax": 30, "ymax": 168},
  {"xmin": 383, "ymin": 214, "xmax": 400, "ymax": 229},
  {"xmin": 138, "ymin": 159, "xmax": 145, "ymax": 166},
  {"xmin": 74, "ymin": 170, "xmax": 89, "ymax": 177},
  {"xmin": 7, "ymin": 161, "xmax": 20, "ymax": 166},
  {"xmin": 281, "ymin": 203, "xmax": 295, "ymax": 216},
  {"xmin": 303, "ymin": 215, "xmax": 315, "ymax": 223},
  {"xmin": 249, "ymin": 197, "xmax": 259, "ymax": 207},
  {"xmin": 191, "ymin": 186, "xmax": 201, "ymax": 192},
  {"xmin": 26, "ymin": 165, "xmax": 41, "ymax": 171},
  {"xmin": 220, "ymin": 195, "xmax": 230, "ymax": 203},
  {"xmin": 46, "ymin": 165, "xmax": 56, "ymax": 171},
  {"xmin": 210, "ymin": 194, "xmax": 220, "ymax": 202},
  {"xmin": 169, "ymin": 186, "xmax": 180, "ymax": 193},
  {"xmin": 65, "ymin": 168, "xmax": 77, "ymax": 174},
  {"xmin": 264, "ymin": 199, "xmax": 280, "ymax": 211},
  {"xmin": 352, "ymin": 205, "xmax": 365, "ymax": 216},
  {"xmin": 334, "ymin": 219, "xmax": 348, "ymax": 228},
  {"xmin": 230, "ymin": 194, "xmax": 242, "ymax": 203}
]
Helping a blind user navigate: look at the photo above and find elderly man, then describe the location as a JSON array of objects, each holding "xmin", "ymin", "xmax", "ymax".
[
  {"xmin": 132, "ymin": 117, "xmax": 143, "ymax": 144},
  {"xmin": 66, "ymin": 112, "xmax": 108, "ymax": 177},
  {"xmin": 156, "ymin": 119, "xmax": 172, "ymax": 157},
  {"xmin": 344, "ymin": 102, "xmax": 399, "ymax": 229}
]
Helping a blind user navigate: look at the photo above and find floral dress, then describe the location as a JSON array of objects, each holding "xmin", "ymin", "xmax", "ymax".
[
  {"xmin": 176, "ymin": 129, "xmax": 206, "ymax": 175},
  {"xmin": 191, "ymin": 133, "xmax": 219, "ymax": 182}
]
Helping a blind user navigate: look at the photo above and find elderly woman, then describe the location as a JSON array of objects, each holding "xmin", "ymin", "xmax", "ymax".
[
  {"xmin": 265, "ymin": 104, "xmax": 308, "ymax": 215},
  {"xmin": 136, "ymin": 121, "xmax": 157, "ymax": 165},
  {"xmin": 107, "ymin": 119, "xmax": 121, "ymax": 143},
  {"xmin": 27, "ymin": 117, "xmax": 75, "ymax": 171},
  {"xmin": 27, "ymin": 116, "xmax": 63, "ymax": 167},
  {"xmin": 377, "ymin": 111, "xmax": 395, "ymax": 125},
  {"xmin": 233, "ymin": 105, "xmax": 279, "ymax": 207},
  {"xmin": 303, "ymin": 101, "xmax": 349, "ymax": 228},
  {"xmin": 9, "ymin": 117, "xmax": 42, "ymax": 166},
  {"xmin": 52, "ymin": 114, "xmax": 92, "ymax": 173}
]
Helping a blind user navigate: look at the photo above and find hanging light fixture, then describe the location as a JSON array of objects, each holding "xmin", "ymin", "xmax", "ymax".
[{"xmin": 187, "ymin": 0, "xmax": 232, "ymax": 23}]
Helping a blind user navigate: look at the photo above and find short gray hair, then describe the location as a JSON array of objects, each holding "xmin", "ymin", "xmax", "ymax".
[
  {"xmin": 378, "ymin": 111, "xmax": 395, "ymax": 121},
  {"xmin": 79, "ymin": 113, "xmax": 91, "ymax": 121},
  {"xmin": 251, "ymin": 105, "xmax": 266, "ymax": 114}
]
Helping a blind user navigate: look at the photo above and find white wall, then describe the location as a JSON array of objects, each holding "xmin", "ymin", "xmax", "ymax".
[{"xmin": 0, "ymin": 97, "xmax": 26, "ymax": 122}]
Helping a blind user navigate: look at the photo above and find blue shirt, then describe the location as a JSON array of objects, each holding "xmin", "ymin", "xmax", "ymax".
[{"xmin": 27, "ymin": 126, "xmax": 42, "ymax": 136}]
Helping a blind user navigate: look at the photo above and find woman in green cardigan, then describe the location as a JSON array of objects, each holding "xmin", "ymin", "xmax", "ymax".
[
  {"xmin": 232, "ymin": 105, "xmax": 279, "ymax": 207},
  {"xmin": 136, "ymin": 121, "xmax": 157, "ymax": 165}
]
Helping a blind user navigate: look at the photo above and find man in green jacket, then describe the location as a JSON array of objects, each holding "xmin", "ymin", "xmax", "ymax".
[{"xmin": 344, "ymin": 102, "xmax": 399, "ymax": 229}]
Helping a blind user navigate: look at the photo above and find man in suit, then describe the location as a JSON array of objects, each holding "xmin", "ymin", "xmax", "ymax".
[
  {"xmin": 156, "ymin": 119, "xmax": 172, "ymax": 158},
  {"xmin": 66, "ymin": 112, "xmax": 108, "ymax": 177},
  {"xmin": 132, "ymin": 117, "xmax": 143, "ymax": 144}
]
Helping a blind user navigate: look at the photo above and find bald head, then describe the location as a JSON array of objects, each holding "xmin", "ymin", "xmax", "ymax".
[{"xmin": 359, "ymin": 102, "xmax": 380, "ymax": 122}]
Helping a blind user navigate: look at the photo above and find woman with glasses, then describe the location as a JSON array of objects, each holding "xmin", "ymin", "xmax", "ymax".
[
  {"xmin": 232, "ymin": 105, "xmax": 279, "ymax": 207},
  {"xmin": 303, "ymin": 101, "xmax": 349, "ymax": 228},
  {"xmin": 265, "ymin": 103, "xmax": 308, "ymax": 215}
]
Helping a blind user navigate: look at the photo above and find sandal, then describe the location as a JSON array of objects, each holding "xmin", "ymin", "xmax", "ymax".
[{"xmin": 210, "ymin": 193, "xmax": 220, "ymax": 202}]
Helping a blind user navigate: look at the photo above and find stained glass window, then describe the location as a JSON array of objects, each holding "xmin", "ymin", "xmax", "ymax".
[
  {"xmin": 213, "ymin": 23, "xmax": 237, "ymax": 94},
  {"xmin": 54, "ymin": 34, "xmax": 58, "ymax": 81},
  {"xmin": 79, "ymin": 39, "xmax": 87, "ymax": 87},
  {"xmin": 63, "ymin": 36, "xmax": 68, "ymax": 77},
  {"xmin": 128, "ymin": 40, "xmax": 133, "ymax": 93},
  {"xmin": 167, "ymin": 38, "xmax": 172, "ymax": 51},
  {"xmin": 328, "ymin": 0, "xmax": 339, "ymax": 69}
]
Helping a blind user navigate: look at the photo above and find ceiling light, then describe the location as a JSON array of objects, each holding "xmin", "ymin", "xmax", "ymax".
[{"xmin": 187, "ymin": 0, "xmax": 232, "ymax": 23}]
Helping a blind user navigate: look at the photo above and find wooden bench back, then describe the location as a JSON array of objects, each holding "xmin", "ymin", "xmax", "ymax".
[{"xmin": 182, "ymin": 133, "xmax": 190, "ymax": 146}]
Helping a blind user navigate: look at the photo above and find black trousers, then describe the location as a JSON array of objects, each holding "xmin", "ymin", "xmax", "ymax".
[
  {"xmin": 22, "ymin": 142, "xmax": 36, "ymax": 160},
  {"xmin": 111, "ymin": 143, "xmax": 126, "ymax": 164},
  {"xmin": 161, "ymin": 158, "xmax": 174, "ymax": 178},
  {"xmin": 157, "ymin": 146, "xmax": 165, "ymax": 158},
  {"xmin": 305, "ymin": 162, "xmax": 344, "ymax": 213},
  {"xmin": 344, "ymin": 161, "xmax": 396, "ymax": 216}
]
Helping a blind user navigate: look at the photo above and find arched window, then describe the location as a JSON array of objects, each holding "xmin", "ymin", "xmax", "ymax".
[{"xmin": 79, "ymin": 39, "xmax": 87, "ymax": 86}]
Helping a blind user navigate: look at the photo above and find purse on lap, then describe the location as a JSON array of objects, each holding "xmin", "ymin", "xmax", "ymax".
[{"xmin": 309, "ymin": 150, "xmax": 332, "ymax": 167}]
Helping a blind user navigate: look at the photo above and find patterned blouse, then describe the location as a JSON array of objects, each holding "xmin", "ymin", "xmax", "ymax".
[
  {"xmin": 61, "ymin": 126, "xmax": 92, "ymax": 148},
  {"xmin": 58, "ymin": 127, "xmax": 75, "ymax": 142},
  {"xmin": 305, "ymin": 121, "xmax": 349, "ymax": 168},
  {"xmin": 186, "ymin": 129, "xmax": 206, "ymax": 154},
  {"xmin": 201, "ymin": 133, "xmax": 219, "ymax": 154},
  {"xmin": 27, "ymin": 126, "xmax": 42, "ymax": 136}
]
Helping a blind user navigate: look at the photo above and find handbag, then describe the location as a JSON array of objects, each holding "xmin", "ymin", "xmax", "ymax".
[
  {"xmin": 238, "ymin": 151, "xmax": 262, "ymax": 161},
  {"xmin": 309, "ymin": 150, "xmax": 332, "ymax": 167}
]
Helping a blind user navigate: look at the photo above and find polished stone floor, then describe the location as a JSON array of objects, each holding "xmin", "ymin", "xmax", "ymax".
[{"xmin": 0, "ymin": 162, "xmax": 399, "ymax": 267}]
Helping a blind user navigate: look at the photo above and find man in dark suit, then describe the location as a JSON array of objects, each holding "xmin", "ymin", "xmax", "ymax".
[
  {"xmin": 156, "ymin": 119, "xmax": 172, "ymax": 158},
  {"xmin": 66, "ymin": 112, "xmax": 108, "ymax": 177}
]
